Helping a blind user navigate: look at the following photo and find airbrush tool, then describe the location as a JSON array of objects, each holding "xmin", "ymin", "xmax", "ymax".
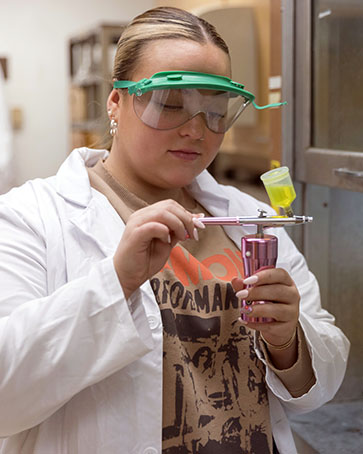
[{"xmin": 200, "ymin": 167, "xmax": 312, "ymax": 323}]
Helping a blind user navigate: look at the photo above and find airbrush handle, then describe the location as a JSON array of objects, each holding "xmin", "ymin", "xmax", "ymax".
[{"xmin": 241, "ymin": 234, "xmax": 278, "ymax": 323}]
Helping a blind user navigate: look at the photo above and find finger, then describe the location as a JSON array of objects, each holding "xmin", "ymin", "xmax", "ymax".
[
  {"xmin": 239, "ymin": 318, "xmax": 297, "ymax": 345},
  {"xmin": 238, "ymin": 316, "xmax": 281, "ymax": 329},
  {"xmin": 231, "ymin": 277, "xmax": 245, "ymax": 291},
  {"xmin": 158, "ymin": 211, "xmax": 191, "ymax": 241},
  {"xmin": 158, "ymin": 199, "xmax": 197, "ymax": 239},
  {"xmin": 132, "ymin": 201, "xmax": 196, "ymax": 242},
  {"xmin": 246, "ymin": 283, "xmax": 298, "ymax": 306},
  {"xmin": 242, "ymin": 301, "xmax": 297, "ymax": 323},
  {"xmin": 133, "ymin": 222, "xmax": 173, "ymax": 247},
  {"xmin": 192, "ymin": 216, "xmax": 206, "ymax": 230},
  {"xmin": 243, "ymin": 267, "xmax": 295, "ymax": 287},
  {"xmin": 130, "ymin": 208, "xmax": 190, "ymax": 242}
]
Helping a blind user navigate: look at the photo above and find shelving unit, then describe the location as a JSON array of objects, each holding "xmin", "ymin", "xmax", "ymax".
[{"xmin": 68, "ymin": 23, "xmax": 126, "ymax": 150}]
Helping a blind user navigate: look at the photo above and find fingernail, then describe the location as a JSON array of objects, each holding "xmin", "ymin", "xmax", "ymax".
[
  {"xmin": 196, "ymin": 213, "xmax": 205, "ymax": 218},
  {"xmin": 236, "ymin": 289, "xmax": 249, "ymax": 299},
  {"xmin": 241, "ymin": 305, "xmax": 253, "ymax": 314},
  {"xmin": 238, "ymin": 317, "xmax": 248, "ymax": 325},
  {"xmin": 193, "ymin": 227, "xmax": 199, "ymax": 241},
  {"xmin": 243, "ymin": 275, "xmax": 258, "ymax": 285},
  {"xmin": 167, "ymin": 234, "xmax": 171, "ymax": 244},
  {"xmin": 193, "ymin": 218, "xmax": 206, "ymax": 229}
]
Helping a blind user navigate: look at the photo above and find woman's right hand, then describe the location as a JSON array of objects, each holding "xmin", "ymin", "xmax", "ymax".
[{"xmin": 113, "ymin": 199, "xmax": 199, "ymax": 299}]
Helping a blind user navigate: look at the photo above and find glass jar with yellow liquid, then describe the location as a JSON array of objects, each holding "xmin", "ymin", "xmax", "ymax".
[{"xmin": 260, "ymin": 166, "xmax": 296, "ymax": 216}]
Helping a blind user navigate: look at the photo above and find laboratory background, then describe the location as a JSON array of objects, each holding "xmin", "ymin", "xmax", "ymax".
[{"xmin": 0, "ymin": 0, "xmax": 362, "ymax": 452}]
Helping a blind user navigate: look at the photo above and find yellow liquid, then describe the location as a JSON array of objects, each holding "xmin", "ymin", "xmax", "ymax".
[{"xmin": 265, "ymin": 185, "xmax": 296, "ymax": 208}]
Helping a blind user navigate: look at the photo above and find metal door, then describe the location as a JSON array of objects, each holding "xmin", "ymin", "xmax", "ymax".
[{"xmin": 282, "ymin": 0, "xmax": 363, "ymax": 401}]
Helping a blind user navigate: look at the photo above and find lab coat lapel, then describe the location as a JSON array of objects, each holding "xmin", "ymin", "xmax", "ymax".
[
  {"xmin": 69, "ymin": 194, "xmax": 124, "ymax": 259},
  {"xmin": 55, "ymin": 148, "xmax": 124, "ymax": 278}
]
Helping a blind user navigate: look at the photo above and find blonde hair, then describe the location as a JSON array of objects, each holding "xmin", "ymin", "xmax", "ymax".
[
  {"xmin": 93, "ymin": 7, "xmax": 231, "ymax": 150},
  {"xmin": 112, "ymin": 6, "xmax": 230, "ymax": 81}
]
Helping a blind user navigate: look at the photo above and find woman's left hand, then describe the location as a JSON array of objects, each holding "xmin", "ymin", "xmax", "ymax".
[{"xmin": 232, "ymin": 268, "xmax": 300, "ymax": 348}]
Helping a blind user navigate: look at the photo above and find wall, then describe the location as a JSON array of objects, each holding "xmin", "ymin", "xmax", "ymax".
[
  {"xmin": 304, "ymin": 184, "xmax": 363, "ymax": 401},
  {"xmin": 0, "ymin": 0, "xmax": 153, "ymax": 186}
]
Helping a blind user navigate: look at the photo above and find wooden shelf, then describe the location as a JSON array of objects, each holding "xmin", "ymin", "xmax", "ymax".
[
  {"xmin": 68, "ymin": 23, "xmax": 126, "ymax": 151},
  {"xmin": 71, "ymin": 120, "xmax": 104, "ymax": 131}
]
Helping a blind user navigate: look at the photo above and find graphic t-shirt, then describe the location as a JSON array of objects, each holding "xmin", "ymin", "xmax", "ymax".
[{"xmin": 87, "ymin": 160, "xmax": 273, "ymax": 454}]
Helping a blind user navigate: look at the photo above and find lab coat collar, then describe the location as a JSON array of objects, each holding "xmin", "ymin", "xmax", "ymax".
[
  {"xmin": 187, "ymin": 170, "xmax": 230, "ymax": 217},
  {"xmin": 56, "ymin": 147, "xmax": 109, "ymax": 207}
]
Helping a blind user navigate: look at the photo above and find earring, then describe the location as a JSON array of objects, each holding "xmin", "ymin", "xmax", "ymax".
[{"xmin": 110, "ymin": 118, "xmax": 118, "ymax": 136}]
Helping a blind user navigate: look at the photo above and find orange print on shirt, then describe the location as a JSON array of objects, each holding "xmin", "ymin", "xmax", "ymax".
[{"xmin": 164, "ymin": 246, "xmax": 243, "ymax": 286}]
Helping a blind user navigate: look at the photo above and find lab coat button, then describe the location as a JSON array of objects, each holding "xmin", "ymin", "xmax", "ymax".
[
  {"xmin": 143, "ymin": 448, "xmax": 158, "ymax": 454},
  {"xmin": 147, "ymin": 315, "xmax": 159, "ymax": 330}
]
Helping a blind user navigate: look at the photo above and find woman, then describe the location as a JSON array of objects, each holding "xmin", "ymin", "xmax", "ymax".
[{"xmin": 0, "ymin": 7, "xmax": 349, "ymax": 454}]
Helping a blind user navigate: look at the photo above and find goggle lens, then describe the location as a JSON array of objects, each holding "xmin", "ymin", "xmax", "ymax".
[{"xmin": 133, "ymin": 89, "xmax": 249, "ymax": 133}]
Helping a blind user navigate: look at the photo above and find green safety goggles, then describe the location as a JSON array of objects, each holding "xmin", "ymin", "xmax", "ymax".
[{"xmin": 114, "ymin": 71, "xmax": 286, "ymax": 134}]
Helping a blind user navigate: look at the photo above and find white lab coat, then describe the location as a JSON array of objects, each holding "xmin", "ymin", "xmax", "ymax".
[
  {"xmin": 0, "ymin": 64, "xmax": 13, "ymax": 194},
  {"xmin": 0, "ymin": 148, "xmax": 349, "ymax": 454}
]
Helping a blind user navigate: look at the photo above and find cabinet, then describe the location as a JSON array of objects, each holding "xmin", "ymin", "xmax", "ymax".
[{"xmin": 68, "ymin": 24, "xmax": 126, "ymax": 150}]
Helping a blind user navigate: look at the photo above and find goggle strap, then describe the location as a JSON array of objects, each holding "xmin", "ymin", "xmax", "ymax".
[
  {"xmin": 252, "ymin": 100, "xmax": 288, "ymax": 110},
  {"xmin": 113, "ymin": 80, "xmax": 137, "ymax": 91}
]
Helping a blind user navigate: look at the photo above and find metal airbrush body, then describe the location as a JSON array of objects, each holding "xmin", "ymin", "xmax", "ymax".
[
  {"xmin": 200, "ymin": 210, "xmax": 312, "ymax": 322},
  {"xmin": 200, "ymin": 212, "xmax": 312, "ymax": 229},
  {"xmin": 200, "ymin": 167, "xmax": 313, "ymax": 323}
]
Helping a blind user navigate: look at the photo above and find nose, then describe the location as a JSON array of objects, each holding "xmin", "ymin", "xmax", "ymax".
[{"xmin": 178, "ymin": 112, "xmax": 207, "ymax": 141}]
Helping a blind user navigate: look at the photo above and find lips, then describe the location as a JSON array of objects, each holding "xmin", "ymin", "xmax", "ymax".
[{"xmin": 168, "ymin": 149, "xmax": 201, "ymax": 161}]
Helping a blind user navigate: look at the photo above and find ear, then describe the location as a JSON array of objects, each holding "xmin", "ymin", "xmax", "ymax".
[{"xmin": 107, "ymin": 89, "xmax": 122, "ymax": 117}]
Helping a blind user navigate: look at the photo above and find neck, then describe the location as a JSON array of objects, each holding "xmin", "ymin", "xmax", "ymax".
[{"xmin": 104, "ymin": 153, "xmax": 195, "ymax": 209}]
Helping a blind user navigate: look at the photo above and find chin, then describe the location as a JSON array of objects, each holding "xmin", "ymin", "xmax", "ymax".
[{"xmin": 166, "ymin": 170, "xmax": 201, "ymax": 188}]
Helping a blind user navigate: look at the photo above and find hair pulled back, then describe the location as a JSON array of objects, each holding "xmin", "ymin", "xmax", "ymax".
[{"xmin": 112, "ymin": 6, "xmax": 230, "ymax": 82}]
